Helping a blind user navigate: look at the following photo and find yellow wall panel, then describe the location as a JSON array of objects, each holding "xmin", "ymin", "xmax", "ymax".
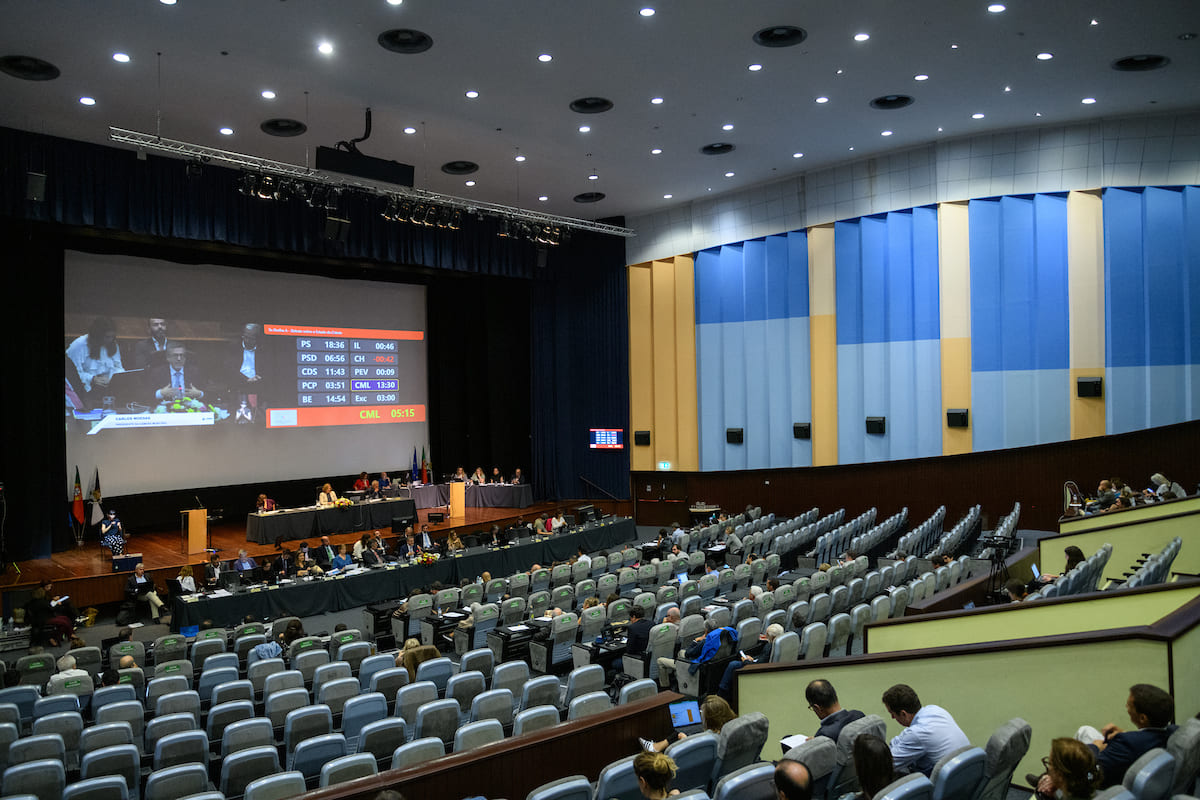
[
  {"xmin": 940, "ymin": 337, "xmax": 972, "ymax": 455},
  {"xmin": 627, "ymin": 256, "xmax": 699, "ymax": 472},
  {"xmin": 938, "ymin": 202, "xmax": 973, "ymax": 455},
  {"xmin": 808, "ymin": 225, "xmax": 837, "ymax": 466},
  {"xmin": 1068, "ymin": 190, "xmax": 1106, "ymax": 440}
]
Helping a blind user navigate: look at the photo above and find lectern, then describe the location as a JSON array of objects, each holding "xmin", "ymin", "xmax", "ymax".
[
  {"xmin": 181, "ymin": 507, "xmax": 208, "ymax": 554},
  {"xmin": 449, "ymin": 482, "xmax": 465, "ymax": 519}
]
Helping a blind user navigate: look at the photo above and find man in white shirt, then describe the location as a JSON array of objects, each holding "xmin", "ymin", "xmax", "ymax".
[
  {"xmin": 46, "ymin": 654, "xmax": 90, "ymax": 694},
  {"xmin": 882, "ymin": 683, "xmax": 970, "ymax": 776}
]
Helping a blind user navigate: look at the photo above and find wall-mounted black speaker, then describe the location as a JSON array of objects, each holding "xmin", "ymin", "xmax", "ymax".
[
  {"xmin": 633, "ymin": 430, "xmax": 651, "ymax": 446},
  {"xmin": 793, "ymin": 423, "xmax": 811, "ymax": 440},
  {"xmin": 726, "ymin": 428, "xmax": 744, "ymax": 444},
  {"xmin": 865, "ymin": 416, "xmax": 886, "ymax": 435},
  {"xmin": 946, "ymin": 408, "xmax": 969, "ymax": 428},
  {"xmin": 427, "ymin": 511, "xmax": 445, "ymax": 523},
  {"xmin": 1077, "ymin": 377, "xmax": 1103, "ymax": 398},
  {"xmin": 324, "ymin": 215, "xmax": 351, "ymax": 242}
]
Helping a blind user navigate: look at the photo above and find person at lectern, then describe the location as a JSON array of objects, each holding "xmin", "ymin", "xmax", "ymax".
[
  {"xmin": 66, "ymin": 316, "xmax": 124, "ymax": 406},
  {"xmin": 151, "ymin": 344, "xmax": 207, "ymax": 402},
  {"xmin": 452, "ymin": 466, "xmax": 468, "ymax": 482},
  {"xmin": 318, "ymin": 483, "xmax": 338, "ymax": 506},
  {"xmin": 100, "ymin": 509, "xmax": 128, "ymax": 556}
]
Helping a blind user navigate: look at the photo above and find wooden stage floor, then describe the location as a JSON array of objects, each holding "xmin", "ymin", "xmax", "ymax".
[{"xmin": 1, "ymin": 500, "xmax": 575, "ymax": 610}]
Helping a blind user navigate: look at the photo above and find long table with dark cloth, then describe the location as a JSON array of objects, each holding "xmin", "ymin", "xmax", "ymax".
[
  {"xmin": 174, "ymin": 516, "xmax": 635, "ymax": 629},
  {"xmin": 244, "ymin": 498, "xmax": 417, "ymax": 544},
  {"xmin": 406, "ymin": 482, "xmax": 533, "ymax": 510}
]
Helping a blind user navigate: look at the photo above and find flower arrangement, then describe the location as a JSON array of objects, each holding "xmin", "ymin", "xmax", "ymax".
[
  {"xmin": 333, "ymin": 497, "xmax": 354, "ymax": 508},
  {"xmin": 415, "ymin": 551, "xmax": 440, "ymax": 566},
  {"xmin": 153, "ymin": 397, "xmax": 230, "ymax": 419}
]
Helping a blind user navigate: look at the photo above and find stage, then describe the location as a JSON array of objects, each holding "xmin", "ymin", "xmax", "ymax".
[{"xmin": 0, "ymin": 499, "xmax": 629, "ymax": 614}]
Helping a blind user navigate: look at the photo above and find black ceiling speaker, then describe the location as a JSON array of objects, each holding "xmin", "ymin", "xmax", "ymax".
[
  {"xmin": 726, "ymin": 428, "xmax": 744, "ymax": 444},
  {"xmin": 866, "ymin": 417, "xmax": 886, "ymax": 435},
  {"xmin": 1077, "ymin": 377, "xmax": 1103, "ymax": 398},
  {"xmin": 946, "ymin": 409, "xmax": 969, "ymax": 428},
  {"xmin": 793, "ymin": 423, "xmax": 811, "ymax": 440}
]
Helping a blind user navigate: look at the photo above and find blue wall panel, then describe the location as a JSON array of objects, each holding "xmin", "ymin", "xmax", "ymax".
[
  {"xmin": 969, "ymin": 194, "xmax": 1069, "ymax": 372},
  {"xmin": 695, "ymin": 232, "xmax": 811, "ymax": 470},
  {"xmin": 838, "ymin": 341, "xmax": 942, "ymax": 463},
  {"xmin": 971, "ymin": 369, "xmax": 1070, "ymax": 450}
]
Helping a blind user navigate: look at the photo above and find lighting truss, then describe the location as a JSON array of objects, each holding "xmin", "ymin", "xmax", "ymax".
[{"xmin": 109, "ymin": 127, "xmax": 636, "ymax": 239}]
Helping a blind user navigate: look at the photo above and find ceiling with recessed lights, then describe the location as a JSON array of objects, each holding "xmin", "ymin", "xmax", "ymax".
[{"xmin": 0, "ymin": 1, "xmax": 1197, "ymax": 221}]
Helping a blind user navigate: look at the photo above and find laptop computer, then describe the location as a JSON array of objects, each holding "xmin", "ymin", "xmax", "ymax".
[{"xmin": 668, "ymin": 699, "xmax": 706, "ymax": 736}]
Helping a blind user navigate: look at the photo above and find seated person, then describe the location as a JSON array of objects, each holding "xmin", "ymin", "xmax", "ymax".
[
  {"xmin": 312, "ymin": 535, "xmax": 337, "ymax": 567},
  {"xmin": 882, "ymin": 683, "xmax": 969, "ymax": 776},
  {"xmin": 365, "ymin": 479, "xmax": 384, "ymax": 499},
  {"xmin": 532, "ymin": 514, "xmax": 549, "ymax": 534},
  {"xmin": 656, "ymin": 617, "xmax": 733, "ymax": 689},
  {"xmin": 850, "ymin": 734, "xmax": 898, "ymax": 800},
  {"xmin": 445, "ymin": 531, "xmax": 465, "ymax": 553},
  {"xmin": 175, "ymin": 565, "xmax": 196, "ymax": 594},
  {"xmin": 624, "ymin": 604, "xmax": 654, "ymax": 656},
  {"xmin": 717, "ymin": 622, "xmax": 783, "ymax": 699},
  {"xmin": 272, "ymin": 548, "xmax": 298, "ymax": 579},
  {"xmin": 332, "ymin": 544, "xmax": 352, "ymax": 569},
  {"xmin": 1094, "ymin": 480, "xmax": 1118, "ymax": 510},
  {"xmin": 632, "ymin": 751, "xmax": 679, "ymax": 799},
  {"xmin": 255, "ymin": 493, "xmax": 276, "ymax": 512},
  {"xmin": 1004, "ymin": 578, "xmax": 1029, "ymax": 602},
  {"xmin": 489, "ymin": 467, "xmax": 505, "ymax": 484},
  {"xmin": 452, "ymin": 466, "xmax": 469, "ymax": 482},
  {"xmin": 317, "ymin": 483, "xmax": 338, "ymax": 506},
  {"xmin": 641, "ymin": 694, "xmax": 736, "ymax": 752},
  {"xmin": 46, "ymin": 654, "xmax": 90, "ymax": 694},
  {"xmin": 511, "ymin": 467, "xmax": 525, "ymax": 485},
  {"xmin": 1147, "ymin": 472, "xmax": 1187, "ymax": 501},
  {"xmin": 124, "ymin": 563, "xmax": 165, "ymax": 622},
  {"xmin": 805, "ymin": 679, "xmax": 866, "ymax": 741},
  {"xmin": 379, "ymin": 471, "xmax": 392, "ymax": 490},
  {"xmin": 66, "ymin": 316, "xmax": 124, "ymax": 407},
  {"xmin": 353, "ymin": 471, "xmax": 370, "ymax": 491},
  {"xmin": 100, "ymin": 509, "xmax": 128, "ymax": 556},
  {"xmin": 470, "ymin": 467, "xmax": 486, "ymax": 484},
  {"xmin": 1031, "ymin": 738, "xmax": 1102, "ymax": 800},
  {"xmin": 1104, "ymin": 495, "xmax": 1134, "ymax": 513},
  {"xmin": 396, "ymin": 532, "xmax": 423, "ymax": 560},
  {"xmin": 151, "ymin": 344, "xmax": 207, "ymax": 403},
  {"xmin": 295, "ymin": 551, "xmax": 323, "ymax": 577},
  {"xmin": 232, "ymin": 549, "xmax": 258, "ymax": 572},
  {"xmin": 1072, "ymin": 683, "xmax": 1176, "ymax": 787},
  {"xmin": 26, "ymin": 587, "xmax": 74, "ymax": 646},
  {"xmin": 1030, "ymin": 545, "xmax": 1086, "ymax": 591},
  {"xmin": 361, "ymin": 541, "xmax": 386, "ymax": 567},
  {"xmin": 203, "ymin": 552, "xmax": 222, "ymax": 585}
]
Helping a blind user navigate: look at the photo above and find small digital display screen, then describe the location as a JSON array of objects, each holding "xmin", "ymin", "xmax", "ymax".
[{"xmin": 589, "ymin": 428, "xmax": 624, "ymax": 449}]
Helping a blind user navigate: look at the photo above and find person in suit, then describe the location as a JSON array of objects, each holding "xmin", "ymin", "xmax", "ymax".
[
  {"xmin": 131, "ymin": 317, "xmax": 173, "ymax": 370},
  {"xmin": 229, "ymin": 322, "xmax": 268, "ymax": 390},
  {"xmin": 397, "ymin": 532, "xmax": 423, "ymax": 560},
  {"xmin": 361, "ymin": 541, "xmax": 386, "ymax": 567},
  {"xmin": 1070, "ymin": 683, "xmax": 1176, "ymax": 788},
  {"xmin": 365, "ymin": 479, "xmax": 385, "ymax": 499},
  {"xmin": 273, "ymin": 549, "xmax": 297, "ymax": 579},
  {"xmin": 124, "ymin": 563, "xmax": 165, "ymax": 622},
  {"xmin": 623, "ymin": 604, "xmax": 654, "ymax": 656},
  {"xmin": 203, "ymin": 552, "xmax": 222, "ymax": 585},
  {"xmin": 805, "ymin": 679, "xmax": 866, "ymax": 741},
  {"xmin": 313, "ymin": 535, "xmax": 337, "ymax": 567},
  {"xmin": 511, "ymin": 467, "xmax": 525, "ymax": 484},
  {"xmin": 150, "ymin": 343, "xmax": 208, "ymax": 403}
]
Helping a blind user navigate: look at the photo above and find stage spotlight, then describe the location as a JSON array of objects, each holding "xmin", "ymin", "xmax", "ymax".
[
  {"xmin": 449, "ymin": 209, "xmax": 463, "ymax": 230},
  {"xmin": 422, "ymin": 205, "xmax": 438, "ymax": 226},
  {"xmin": 397, "ymin": 199, "xmax": 413, "ymax": 221},
  {"xmin": 410, "ymin": 203, "xmax": 426, "ymax": 224},
  {"xmin": 436, "ymin": 207, "xmax": 452, "ymax": 228},
  {"xmin": 273, "ymin": 180, "xmax": 293, "ymax": 202},
  {"xmin": 324, "ymin": 187, "xmax": 341, "ymax": 211},
  {"xmin": 497, "ymin": 218, "xmax": 513, "ymax": 238},
  {"xmin": 255, "ymin": 175, "xmax": 276, "ymax": 199},
  {"xmin": 237, "ymin": 173, "xmax": 258, "ymax": 196},
  {"xmin": 382, "ymin": 197, "xmax": 399, "ymax": 220},
  {"xmin": 307, "ymin": 184, "xmax": 327, "ymax": 208}
]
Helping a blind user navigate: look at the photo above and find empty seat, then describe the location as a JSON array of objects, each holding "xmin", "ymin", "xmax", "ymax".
[
  {"xmin": 930, "ymin": 746, "xmax": 987, "ymax": 800},
  {"xmin": 341, "ymin": 692, "xmax": 387, "ymax": 750},
  {"xmin": 711, "ymin": 762, "xmax": 778, "ymax": 800},
  {"xmin": 618, "ymin": 678, "xmax": 658, "ymax": 705},
  {"xmin": 144, "ymin": 763, "xmax": 210, "ymax": 800},
  {"xmin": 219, "ymin": 745, "xmax": 282, "ymax": 798},
  {"xmin": 284, "ymin": 705, "xmax": 333, "ymax": 767},
  {"xmin": 357, "ymin": 718, "xmax": 408, "ymax": 765},
  {"xmin": 242, "ymin": 771, "xmax": 306, "ymax": 800},
  {"xmin": 316, "ymin": 677, "xmax": 359, "ymax": 716},
  {"xmin": 291, "ymin": 732, "xmax": 347, "ymax": 780},
  {"xmin": 414, "ymin": 699, "xmax": 460, "ymax": 745},
  {"xmin": 152, "ymin": 729, "xmax": 209, "ymax": 772},
  {"xmin": 220, "ymin": 717, "xmax": 275, "ymax": 758},
  {"xmin": 469, "ymin": 689, "xmax": 514, "ymax": 730},
  {"xmin": 390, "ymin": 736, "xmax": 445, "ymax": 771},
  {"xmin": 453, "ymin": 718, "xmax": 504, "ymax": 752},
  {"xmin": 566, "ymin": 691, "xmax": 611, "ymax": 721},
  {"xmin": 79, "ymin": 721, "xmax": 135, "ymax": 758},
  {"xmin": 319, "ymin": 752, "xmax": 378, "ymax": 787},
  {"xmin": 63, "ymin": 774, "xmax": 130, "ymax": 800},
  {"xmin": 2, "ymin": 758, "xmax": 66, "ymax": 800},
  {"xmin": 79, "ymin": 743, "xmax": 140, "ymax": 800},
  {"xmin": 513, "ymin": 704, "xmax": 560, "ymax": 737},
  {"xmin": 206, "ymin": 699, "xmax": 254, "ymax": 744},
  {"xmin": 525, "ymin": 774, "xmax": 593, "ymax": 800}
]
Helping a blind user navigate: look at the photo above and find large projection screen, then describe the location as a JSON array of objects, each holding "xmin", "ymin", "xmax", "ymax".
[{"xmin": 64, "ymin": 251, "xmax": 429, "ymax": 497}]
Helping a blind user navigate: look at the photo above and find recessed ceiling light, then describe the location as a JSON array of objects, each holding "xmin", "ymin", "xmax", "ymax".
[
  {"xmin": 465, "ymin": 180, "xmax": 476, "ymax": 187},
  {"xmin": 1035, "ymin": 113, "xmax": 1042, "ymax": 117},
  {"xmin": 914, "ymin": 74, "xmax": 929, "ymax": 81},
  {"xmin": 387, "ymin": 0, "xmax": 403, "ymax": 5},
  {"xmin": 1081, "ymin": 97, "xmax": 1096, "ymax": 104},
  {"xmin": 78, "ymin": 96, "xmax": 96, "ymax": 106},
  {"xmin": 538, "ymin": 195, "xmax": 548, "ymax": 201},
  {"xmin": 403, "ymin": 126, "xmax": 417, "ymax": 134},
  {"xmin": 724, "ymin": 172, "xmax": 735, "ymax": 178},
  {"xmin": 650, "ymin": 148, "xmax": 662, "ymax": 155},
  {"xmin": 854, "ymin": 33, "xmax": 870, "ymax": 42},
  {"xmin": 538, "ymin": 54, "xmax": 552, "ymax": 63},
  {"xmin": 950, "ymin": 43, "xmax": 960, "ymax": 49},
  {"xmin": 465, "ymin": 90, "xmax": 479, "ymax": 98},
  {"xmin": 937, "ymin": 127, "xmax": 944, "ymax": 132},
  {"xmin": 1004, "ymin": 85, "xmax": 1011, "ymax": 92},
  {"xmin": 663, "ymin": 194, "xmax": 673, "ymax": 199},
  {"xmin": 317, "ymin": 41, "xmax": 334, "ymax": 55},
  {"xmin": 261, "ymin": 89, "xmax": 276, "ymax": 100},
  {"xmin": 792, "ymin": 152, "xmax": 804, "ymax": 158},
  {"xmin": 219, "ymin": 127, "xmax": 234, "ymax": 135},
  {"xmin": 987, "ymin": 4, "xmax": 1006, "ymax": 12},
  {"xmin": 1037, "ymin": 52, "xmax": 1054, "ymax": 60},
  {"xmin": 514, "ymin": 155, "xmax": 526, "ymax": 162},
  {"xmin": 972, "ymin": 112, "xmax": 985, "ymax": 119},
  {"xmin": 578, "ymin": 125, "xmax": 591, "ymax": 133},
  {"xmin": 815, "ymin": 96, "xmax": 829, "ymax": 104},
  {"xmin": 588, "ymin": 173, "xmax": 599, "ymax": 180},
  {"xmin": 848, "ymin": 146, "xmax": 855, "ymax": 151},
  {"xmin": 112, "ymin": 53, "xmax": 130, "ymax": 63},
  {"xmin": 722, "ymin": 123, "xmax": 734, "ymax": 131},
  {"xmin": 881, "ymin": 130, "xmax": 893, "ymax": 136},
  {"xmin": 836, "ymin": 69, "xmax": 844, "ymax": 75},
  {"xmin": 650, "ymin": 97, "xmax": 664, "ymax": 105},
  {"xmin": 159, "ymin": 0, "xmax": 176, "ymax": 5},
  {"xmin": 1090, "ymin": 18, "xmax": 1099, "ymax": 26},
  {"xmin": 748, "ymin": 64, "xmax": 763, "ymax": 72},
  {"xmin": 640, "ymin": 8, "xmax": 655, "ymax": 17}
]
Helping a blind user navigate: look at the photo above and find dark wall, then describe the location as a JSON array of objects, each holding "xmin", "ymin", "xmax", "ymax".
[
  {"xmin": 0, "ymin": 126, "xmax": 630, "ymax": 559},
  {"xmin": 634, "ymin": 419, "xmax": 1200, "ymax": 533}
]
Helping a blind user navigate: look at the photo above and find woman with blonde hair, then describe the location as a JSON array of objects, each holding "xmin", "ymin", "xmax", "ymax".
[
  {"xmin": 446, "ymin": 531, "xmax": 465, "ymax": 553},
  {"xmin": 633, "ymin": 751, "xmax": 680, "ymax": 799},
  {"xmin": 318, "ymin": 483, "xmax": 338, "ymax": 506},
  {"xmin": 640, "ymin": 694, "xmax": 737, "ymax": 753}
]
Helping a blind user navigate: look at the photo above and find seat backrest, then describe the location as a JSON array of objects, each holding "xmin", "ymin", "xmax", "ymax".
[
  {"xmin": 1122, "ymin": 748, "xmax": 1175, "ymax": 800},
  {"xmin": 566, "ymin": 691, "xmax": 611, "ymax": 721},
  {"xmin": 243, "ymin": 771, "xmax": 307, "ymax": 800},
  {"xmin": 63, "ymin": 774, "xmax": 130, "ymax": 800},
  {"xmin": 265, "ymin": 687, "xmax": 309, "ymax": 728},
  {"xmin": 95, "ymin": 700, "xmax": 145, "ymax": 739},
  {"xmin": 454, "ymin": 718, "xmax": 504, "ymax": 752},
  {"xmin": 1166, "ymin": 717, "xmax": 1200, "ymax": 796},
  {"xmin": 291, "ymin": 732, "xmax": 347, "ymax": 779},
  {"xmin": 876, "ymin": 773, "xmax": 935, "ymax": 800},
  {"xmin": 358, "ymin": 717, "xmax": 409, "ymax": 763},
  {"xmin": 713, "ymin": 711, "xmax": 770, "ymax": 783},
  {"xmin": 665, "ymin": 730, "xmax": 719, "ymax": 792},
  {"xmin": 618, "ymin": 679, "xmax": 658, "ymax": 705},
  {"xmin": 595, "ymin": 754, "xmax": 640, "ymax": 800},
  {"xmin": 930, "ymin": 746, "xmax": 987, "ymax": 800},
  {"xmin": 525, "ymin": 774, "xmax": 593, "ymax": 800},
  {"xmin": 144, "ymin": 712, "xmax": 196, "ymax": 756},
  {"xmin": 153, "ymin": 728, "xmax": 209, "ymax": 771},
  {"xmin": 1, "ymin": 757, "xmax": 66, "ymax": 799},
  {"xmin": 490, "ymin": 661, "xmax": 529, "ymax": 696},
  {"xmin": 447, "ymin": 671, "xmax": 486, "ymax": 713},
  {"xmin": 221, "ymin": 717, "xmax": 274, "ymax": 757},
  {"xmin": 108, "ymin": 640, "xmax": 146, "ymax": 671},
  {"xmin": 712, "ymin": 762, "xmax": 777, "ymax": 800},
  {"xmin": 978, "ymin": 718, "xmax": 1032, "ymax": 800},
  {"xmin": 220, "ymin": 744, "xmax": 282, "ymax": 798},
  {"xmin": 390, "ymin": 736, "xmax": 445, "ymax": 771},
  {"xmin": 513, "ymin": 704, "xmax": 560, "ymax": 737},
  {"xmin": 522, "ymin": 675, "xmax": 561, "ymax": 710},
  {"xmin": 79, "ymin": 743, "xmax": 140, "ymax": 793},
  {"xmin": 79, "ymin": 720, "xmax": 134, "ymax": 757},
  {"xmin": 415, "ymin": 656, "xmax": 453, "ymax": 692},
  {"xmin": 415, "ymin": 698, "xmax": 460, "ymax": 745},
  {"xmin": 470, "ymin": 688, "xmax": 514, "ymax": 728},
  {"xmin": 396, "ymin": 681, "xmax": 438, "ymax": 725},
  {"xmin": 319, "ymin": 752, "xmax": 378, "ymax": 787},
  {"xmin": 284, "ymin": 703, "xmax": 333, "ymax": 753},
  {"xmin": 317, "ymin": 677, "xmax": 360, "ymax": 715}
]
